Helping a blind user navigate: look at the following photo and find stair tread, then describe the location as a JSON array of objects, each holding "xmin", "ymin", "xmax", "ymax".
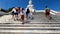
[
  {"xmin": 0, "ymin": 24, "xmax": 60, "ymax": 27},
  {"xmin": 0, "ymin": 30, "xmax": 60, "ymax": 33}
]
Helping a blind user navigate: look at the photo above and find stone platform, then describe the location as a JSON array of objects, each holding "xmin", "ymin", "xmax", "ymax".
[{"xmin": 0, "ymin": 12, "xmax": 60, "ymax": 34}]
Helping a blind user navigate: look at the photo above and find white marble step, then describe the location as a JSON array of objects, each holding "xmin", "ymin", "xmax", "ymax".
[
  {"xmin": 0, "ymin": 27, "xmax": 60, "ymax": 30},
  {"xmin": 0, "ymin": 24, "xmax": 60, "ymax": 27},
  {"xmin": 0, "ymin": 30, "xmax": 60, "ymax": 34},
  {"xmin": 0, "ymin": 14, "xmax": 60, "ymax": 23}
]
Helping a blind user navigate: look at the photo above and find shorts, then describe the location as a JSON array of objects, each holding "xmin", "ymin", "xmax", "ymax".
[
  {"xmin": 12, "ymin": 11, "xmax": 18, "ymax": 15},
  {"xmin": 21, "ymin": 15, "xmax": 24, "ymax": 21},
  {"xmin": 14, "ymin": 12, "xmax": 18, "ymax": 15}
]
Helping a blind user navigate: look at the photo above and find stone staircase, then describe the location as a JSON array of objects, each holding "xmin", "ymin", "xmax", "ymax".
[{"xmin": 0, "ymin": 12, "xmax": 60, "ymax": 34}]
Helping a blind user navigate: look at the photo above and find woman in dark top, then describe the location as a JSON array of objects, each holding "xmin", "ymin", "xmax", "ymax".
[
  {"xmin": 26, "ymin": 8, "xmax": 30, "ymax": 19},
  {"xmin": 45, "ymin": 9, "xmax": 50, "ymax": 17},
  {"xmin": 45, "ymin": 6, "xmax": 51, "ymax": 20}
]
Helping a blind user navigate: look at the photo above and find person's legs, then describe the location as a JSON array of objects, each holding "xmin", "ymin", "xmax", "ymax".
[
  {"xmin": 28, "ymin": 13, "xmax": 31, "ymax": 19},
  {"xmin": 48, "ymin": 14, "xmax": 52, "ymax": 20},
  {"xmin": 14, "ymin": 15, "xmax": 16, "ymax": 21},
  {"xmin": 26, "ymin": 12, "xmax": 28, "ymax": 18},
  {"xmin": 12, "ymin": 14, "xmax": 14, "ymax": 19},
  {"xmin": 29, "ymin": 12, "xmax": 34, "ymax": 20},
  {"xmin": 14, "ymin": 13, "xmax": 18, "ymax": 21},
  {"xmin": 31, "ymin": 12, "xmax": 34, "ymax": 20},
  {"xmin": 18, "ymin": 13, "xmax": 21, "ymax": 20},
  {"xmin": 11, "ymin": 12, "xmax": 14, "ymax": 20},
  {"xmin": 21, "ymin": 15, "xmax": 25, "ymax": 24},
  {"xmin": 15, "ymin": 14, "xmax": 18, "ymax": 20},
  {"xmin": 26, "ymin": 13, "xmax": 29, "ymax": 19},
  {"xmin": 45, "ymin": 13, "xmax": 50, "ymax": 22}
]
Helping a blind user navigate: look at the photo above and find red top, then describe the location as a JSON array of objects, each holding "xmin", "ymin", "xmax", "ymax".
[
  {"xmin": 15, "ymin": 8, "xmax": 20, "ymax": 13},
  {"xmin": 45, "ymin": 9, "xmax": 50, "ymax": 15}
]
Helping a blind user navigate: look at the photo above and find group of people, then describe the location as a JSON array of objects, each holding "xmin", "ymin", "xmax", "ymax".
[
  {"xmin": 8, "ymin": 7, "xmax": 34, "ymax": 24},
  {"xmin": 7, "ymin": 6, "xmax": 52, "ymax": 24}
]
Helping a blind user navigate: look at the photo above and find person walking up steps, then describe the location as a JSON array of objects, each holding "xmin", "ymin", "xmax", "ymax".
[
  {"xmin": 18, "ymin": 7, "xmax": 21, "ymax": 20},
  {"xmin": 10, "ymin": 7, "xmax": 15, "ymax": 20},
  {"xmin": 15, "ymin": 7, "xmax": 20, "ymax": 20},
  {"xmin": 26, "ymin": 8, "xmax": 30, "ymax": 19},
  {"xmin": 8, "ymin": 7, "xmax": 17, "ymax": 21},
  {"xmin": 29, "ymin": 9, "xmax": 34, "ymax": 20},
  {"xmin": 45, "ymin": 6, "xmax": 52, "ymax": 21},
  {"xmin": 20, "ymin": 8, "xmax": 25, "ymax": 24}
]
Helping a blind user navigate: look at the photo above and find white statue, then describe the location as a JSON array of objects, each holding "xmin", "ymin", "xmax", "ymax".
[
  {"xmin": 29, "ymin": 0, "xmax": 32, "ymax": 5},
  {"xmin": 27, "ymin": 0, "xmax": 34, "ymax": 12}
]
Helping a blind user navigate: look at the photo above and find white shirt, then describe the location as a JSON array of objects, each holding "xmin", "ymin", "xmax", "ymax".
[
  {"xmin": 12, "ymin": 8, "xmax": 16, "ymax": 13},
  {"xmin": 20, "ymin": 10, "xmax": 25, "ymax": 15}
]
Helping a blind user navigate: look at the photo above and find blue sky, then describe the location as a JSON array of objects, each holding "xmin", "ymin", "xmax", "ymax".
[{"xmin": 0, "ymin": 0, "xmax": 60, "ymax": 12}]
